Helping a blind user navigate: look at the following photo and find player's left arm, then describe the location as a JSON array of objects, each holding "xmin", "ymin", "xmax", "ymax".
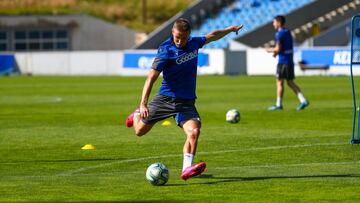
[{"xmin": 205, "ymin": 25, "xmax": 243, "ymax": 45}]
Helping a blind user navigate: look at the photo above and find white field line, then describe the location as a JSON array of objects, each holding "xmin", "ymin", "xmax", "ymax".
[
  {"xmin": 53, "ymin": 97, "xmax": 63, "ymax": 102},
  {"xmin": 211, "ymin": 160, "xmax": 360, "ymax": 170},
  {"xmin": 58, "ymin": 142, "xmax": 347, "ymax": 176},
  {"xmin": 3, "ymin": 160, "xmax": 360, "ymax": 180}
]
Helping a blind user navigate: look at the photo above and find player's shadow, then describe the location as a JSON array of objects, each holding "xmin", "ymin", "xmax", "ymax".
[
  {"xmin": 33, "ymin": 201, "xmax": 183, "ymax": 203},
  {"xmin": 193, "ymin": 173, "xmax": 360, "ymax": 185}
]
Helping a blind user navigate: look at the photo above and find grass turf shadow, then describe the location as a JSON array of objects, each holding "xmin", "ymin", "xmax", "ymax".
[{"xmin": 193, "ymin": 173, "xmax": 360, "ymax": 185}]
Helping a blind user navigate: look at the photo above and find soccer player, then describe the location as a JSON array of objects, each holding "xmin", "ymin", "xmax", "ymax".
[
  {"xmin": 266, "ymin": 15, "xmax": 309, "ymax": 111},
  {"xmin": 126, "ymin": 18, "xmax": 242, "ymax": 180}
]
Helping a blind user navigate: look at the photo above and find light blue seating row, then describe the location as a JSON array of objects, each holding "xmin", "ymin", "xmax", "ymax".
[{"xmin": 192, "ymin": 0, "xmax": 314, "ymax": 48}]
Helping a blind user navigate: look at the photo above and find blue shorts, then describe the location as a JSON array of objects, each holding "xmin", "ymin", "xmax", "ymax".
[{"xmin": 141, "ymin": 94, "xmax": 201, "ymax": 126}]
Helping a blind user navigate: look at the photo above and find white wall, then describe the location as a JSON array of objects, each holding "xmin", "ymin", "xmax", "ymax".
[
  {"xmin": 246, "ymin": 48, "xmax": 277, "ymax": 75},
  {"xmin": 13, "ymin": 48, "xmax": 358, "ymax": 76},
  {"xmin": 14, "ymin": 49, "xmax": 225, "ymax": 76},
  {"xmin": 245, "ymin": 48, "xmax": 360, "ymax": 76},
  {"xmin": 15, "ymin": 51, "xmax": 124, "ymax": 75},
  {"xmin": 199, "ymin": 49, "xmax": 225, "ymax": 75}
]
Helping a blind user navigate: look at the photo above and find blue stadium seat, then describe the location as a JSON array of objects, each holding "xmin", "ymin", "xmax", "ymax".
[{"xmin": 193, "ymin": 0, "xmax": 314, "ymax": 48}]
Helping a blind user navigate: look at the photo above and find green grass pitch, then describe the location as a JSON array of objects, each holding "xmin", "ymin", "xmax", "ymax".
[{"xmin": 1, "ymin": 75, "xmax": 360, "ymax": 202}]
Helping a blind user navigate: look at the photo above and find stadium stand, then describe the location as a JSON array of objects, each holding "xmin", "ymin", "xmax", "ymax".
[
  {"xmin": 192, "ymin": 0, "xmax": 314, "ymax": 48},
  {"xmin": 136, "ymin": 0, "xmax": 360, "ymax": 49},
  {"xmin": 237, "ymin": 0, "xmax": 360, "ymax": 47},
  {"xmin": 310, "ymin": 19, "xmax": 350, "ymax": 47},
  {"xmin": 136, "ymin": 0, "xmax": 314, "ymax": 49},
  {"xmin": 135, "ymin": 0, "xmax": 226, "ymax": 49}
]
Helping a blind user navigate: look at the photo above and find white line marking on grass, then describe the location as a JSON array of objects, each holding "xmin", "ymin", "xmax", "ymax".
[
  {"xmin": 53, "ymin": 97, "xmax": 63, "ymax": 103},
  {"xmin": 211, "ymin": 160, "xmax": 360, "ymax": 170},
  {"xmin": 7, "ymin": 160, "xmax": 360, "ymax": 180},
  {"xmin": 3, "ymin": 171, "xmax": 144, "ymax": 180},
  {"xmin": 59, "ymin": 142, "xmax": 347, "ymax": 176},
  {"xmin": 197, "ymin": 142, "xmax": 346, "ymax": 155},
  {"xmin": 58, "ymin": 154, "xmax": 182, "ymax": 176}
]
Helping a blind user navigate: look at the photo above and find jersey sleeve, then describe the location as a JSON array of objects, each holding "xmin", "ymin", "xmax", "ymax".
[
  {"xmin": 151, "ymin": 46, "xmax": 168, "ymax": 72},
  {"xmin": 192, "ymin": 36, "xmax": 206, "ymax": 49},
  {"xmin": 151, "ymin": 57, "xmax": 167, "ymax": 72}
]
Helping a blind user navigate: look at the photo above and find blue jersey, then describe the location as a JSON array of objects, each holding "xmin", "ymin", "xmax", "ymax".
[
  {"xmin": 275, "ymin": 28, "xmax": 293, "ymax": 65},
  {"xmin": 151, "ymin": 36, "xmax": 206, "ymax": 100}
]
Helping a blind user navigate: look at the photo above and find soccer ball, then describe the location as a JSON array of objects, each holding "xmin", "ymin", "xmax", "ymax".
[
  {"xmin": 226, "ymin": 109, "xmax": 240, "ymax": 123},
  {"xmin": 146, "ymin": 163, "xmax": 169, "ymax": 186}
]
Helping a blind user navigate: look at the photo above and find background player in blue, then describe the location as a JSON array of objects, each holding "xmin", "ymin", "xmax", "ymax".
[
  {"xmin": 126, "ymin": 18, "xmax": 242, "ymax": 180},
  {"xmin": 266, "ymin": 15, "xmax": 309, "ymax": 111}
]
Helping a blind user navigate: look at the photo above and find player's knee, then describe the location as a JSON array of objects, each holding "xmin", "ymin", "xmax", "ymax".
[{"xmin": 187, "ymin": 128, "xmax": 200, "ymax": 140}]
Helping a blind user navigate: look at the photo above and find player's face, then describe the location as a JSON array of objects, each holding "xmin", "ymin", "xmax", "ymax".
[
  {"xmin": 273, "ymin": 19, "xmax": 281, "ymax": 30},
  {"xmin": 172, "ymin": 28, "xmax": 190, "ymax": 48}
]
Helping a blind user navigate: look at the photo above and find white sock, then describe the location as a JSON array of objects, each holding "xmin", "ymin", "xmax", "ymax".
[
  {"xmin": 182, "ymin": 153, "xmax": 194, "ymax": 171},
  {"xmin": 276, "ymin": 97, "xmax": 282, "ymax": 107},
  {"xmin": 297, "ymin": 92, "xmax": 306, "ymax": 103}
]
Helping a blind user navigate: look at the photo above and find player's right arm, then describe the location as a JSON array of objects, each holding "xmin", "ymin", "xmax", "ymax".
[
  {"xmin": 140, "ymin": 68, "xmax": 160, "ymax": 118},
  {"xmin": 266, "ymin": 42, "xmax": 281, "ymax": 57},
  {"xmin": 266, "ymin": 31, "xmax": 282, "ymax": 57}
]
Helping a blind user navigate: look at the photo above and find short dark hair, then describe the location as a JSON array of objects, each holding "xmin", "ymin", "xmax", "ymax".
[
  {"xmin": 173, "ymin": 18, "xmax": 191, "ymax": 33},
  {"xmin": 274, "ymin": 15, "xmax": 286, "ymax": 26}
]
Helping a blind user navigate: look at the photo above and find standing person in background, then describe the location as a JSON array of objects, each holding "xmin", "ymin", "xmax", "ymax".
[{"xmin": 266, "ymin": 15, "xmax": 309, "ymax": 111}]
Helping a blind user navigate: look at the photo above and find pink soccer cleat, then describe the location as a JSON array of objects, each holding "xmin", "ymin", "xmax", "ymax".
[
  {"xmin": 125, "ymin": 108, "xmax": 140, "ymax": 128},
  {"xmin": 181, "ymin": 161, "xmax": 206, "ymax": 181}
]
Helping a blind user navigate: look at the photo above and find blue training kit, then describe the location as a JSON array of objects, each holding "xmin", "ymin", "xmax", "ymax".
[
  {"xmin": 275, "ymin": 28, "xmax": 293, "ymax": 65},
  {"xmin": 151, "ymin": 36, "xmax": 206, "ymax": 100}
]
